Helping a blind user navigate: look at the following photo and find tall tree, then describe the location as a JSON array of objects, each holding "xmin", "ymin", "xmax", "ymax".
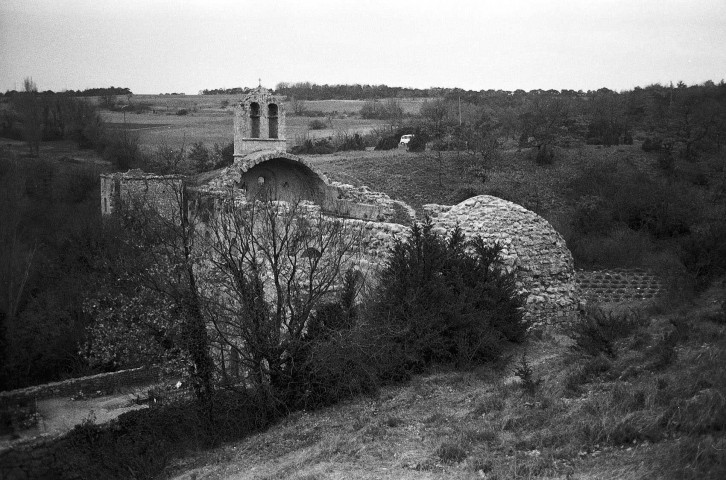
[{"xmin": 14, "ymin": 78, "xmax": 42, "ymax": 156}]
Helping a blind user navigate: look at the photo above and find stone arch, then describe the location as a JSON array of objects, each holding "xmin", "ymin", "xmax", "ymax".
[
  {"xmin": 426, "ymin": 195, "xmax": 578, "ymax": 325},
  {"xmin": 236, "ymin": 152, "xmax": 329, "ymax": 203}
]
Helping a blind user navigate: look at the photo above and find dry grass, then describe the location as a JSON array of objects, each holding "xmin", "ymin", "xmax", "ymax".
[
  {"xmin": 304, "ymin": 144, "xmax": 640, "ymax": 214},
  {"xmin": 163, "ymin": 284, "xmax": 726, "ymax": 480}
]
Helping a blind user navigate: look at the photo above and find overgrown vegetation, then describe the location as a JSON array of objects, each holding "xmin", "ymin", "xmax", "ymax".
[
  {"xmin": 369, "ymin": 221, "xmax": 526, "ymax": 373},
  {"xmin": 29, "ymin": 197, "xmax": 527, "ymax": 478},
  {"xmin": 0, "ymin": 156, "xmax": 102, "ymax": 390},
  {"xmin": 137, "ymin": 286, "xmax": 725, "ymax": 480}
]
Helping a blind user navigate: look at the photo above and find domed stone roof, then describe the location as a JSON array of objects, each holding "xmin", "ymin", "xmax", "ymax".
[{"xmin": 425, "ymin": 195, "xmax": 578, "ymax": 326}]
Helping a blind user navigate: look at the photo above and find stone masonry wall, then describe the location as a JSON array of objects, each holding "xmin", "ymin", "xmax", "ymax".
[
  {"xmin": 100, "ymin": 170, "xmax": 185, "ymax": 218},
  {"xmin": 425, "ymin": 195, "xmax": 578, "ymax": 326}
]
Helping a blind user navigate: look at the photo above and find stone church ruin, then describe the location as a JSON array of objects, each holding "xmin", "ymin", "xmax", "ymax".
[{"xmin": 100, "ymin": 86, "xmax": 578, "ymax": 325}]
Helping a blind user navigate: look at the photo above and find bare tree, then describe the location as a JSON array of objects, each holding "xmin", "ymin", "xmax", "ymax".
[
  {"xmin": 384, "ymin": 98, "xmax": 404, "ymax": 130},
  {"xmin": 288, "ymin": 96, "xmax": 308, "ymax": 116},
  {"xmin": 420, "ymin": 98, "xmax": 451, "ymax": 138},
  {"xmin": 13, "ymin": 78, "xmax": 42, "ymax": 156},
  {"xmin": 198, "ymin": 191, "xmax": 362, "ymax": 407}
]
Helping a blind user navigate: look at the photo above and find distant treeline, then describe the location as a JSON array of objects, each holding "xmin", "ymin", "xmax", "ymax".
[
  {"xmin": 1, "ymin": 86, "xmax": 132, "ymax": 97},
  {"xmin": 274, "ymin": 82, "xmax": 435, "ymax": 100},
  {"xmin": 271, "ymin": 82, "xmax": 621, "ymax": 101},
  {"xmin": 199, "ymin": 87, "xmax": 255, "ymax": 95}
]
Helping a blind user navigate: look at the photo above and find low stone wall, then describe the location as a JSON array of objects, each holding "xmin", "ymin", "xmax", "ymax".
[{"xmin": 0, "ymin": 366, "xmax": 161, "ymax": 407}]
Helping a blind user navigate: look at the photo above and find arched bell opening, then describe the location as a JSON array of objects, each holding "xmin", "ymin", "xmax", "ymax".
[
  {"xmin": 250, "ymin": 102, "xmax": 260, "ymax": 138},
  {"xmin": 268, "ymin": 103, "xmax": 279, "ymax": 139}
]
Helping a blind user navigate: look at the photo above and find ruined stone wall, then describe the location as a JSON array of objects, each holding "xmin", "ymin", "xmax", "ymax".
[
  {"xmin": 328, "ymin": 182, "xmax": 416, "ymax": 224},
  {"xmin": 103, "ymin": 166, "xmax": 578, "ymax": 328},
  {"xmin": 100, "ymin": 171, "xmax": 185, "ymax": 219},
  {"xmin": 424, "ymin": 195, "xmax": 578, "ymax": 326}
]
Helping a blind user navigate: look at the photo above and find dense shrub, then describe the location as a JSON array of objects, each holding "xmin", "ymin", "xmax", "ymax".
[
  {"xmin": 679, "ymin": 221, "xmax": 726, "ymax": 290},
  {"xmin": 289, "ymin": 137, "xmax": 335, "ymax": 155},
  {"xmin": 0, "ymin": 157, "xmax": 102, "ymax": 390},
  {"xmin": 642, "ymin": 137, "xmax": 663, "ymax": 152},
  {"xmin": 431, "ymin": 137, "xmax": 466, "ymax": 151},
  {"xmin": 407, "ymin": 132, "xmax": 428, "ymax": 152},
  {"xmin": 368, "ymin": 221, "xmax": 527, "ymax": 371},
  {"xmin": 374, "ymin": 134, "xmax": 400, "ymax": 150},
  {"xmin": 587, "ymin": 120, "xmax": 624, "ymax": 147},
  {"xmin": 570, "ymin": 307, "xmax": 644, "ymax": 358},
  {"xmin": 213, "ymin": 142, "xmax": 234, "ymax": 169},
  {"xmin": 188, "ymin": 141, "xmax": 211, "ymax": 172},
  {"xmin": 2, "ymin": 93, "xmax": 106, "ymax": 149},
  {"xmin": 100, "ymin": 131, "xmax": 145, "ymax": 170},
  {"xmin": 567, "ymin": 228, "xmax": 652, "ymax": 268},
  {"xmin": 20, "ymin": 391, "xmax": 276, "ymax": 480},
  {"xmin": 658, "ymin": 150, "xmax": 675, "ymax": 171},
  {"xmin": 535, "ymin": 144, "xmax": 555, "ymax": 165},
  {"xmin": 308, "ymin": 118, "xmax": 327, "ymax": 130},
  {"xmin": 336, "ymin": 133, "xmax": 366, "ymax": 151},
  {"xmin": 566, "ymin": 165, "xmax": 701, "ymax": 249}
]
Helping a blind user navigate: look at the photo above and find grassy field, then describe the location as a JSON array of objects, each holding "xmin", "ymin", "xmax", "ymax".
[
  {"xmin": 293, "ymin": 98, "xmax": 427, "ymax": 115},
  {"xmin": 303, "ymin": 143, "xmax": 652, "ymax": 214},
  {"xmin": 107, "ymin": 95, "xmax": 428, "ymax": 115},
  {"xmin": 102, "ymin": 105, "xmax": 390, "ymax": 150},
  {"xmin": 164, "ymin": 286, "xmax": 726, "ymax": 480}
]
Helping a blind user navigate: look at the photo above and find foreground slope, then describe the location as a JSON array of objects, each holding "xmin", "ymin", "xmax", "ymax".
[{"xmin": 165, "ymin": 286, "xmax": 726, "ymax": 480}]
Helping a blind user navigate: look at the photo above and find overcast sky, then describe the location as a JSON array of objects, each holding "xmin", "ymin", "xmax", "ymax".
[{"xmin": 1, "ymin": 0, "xmax": 724, "ymax": 94}]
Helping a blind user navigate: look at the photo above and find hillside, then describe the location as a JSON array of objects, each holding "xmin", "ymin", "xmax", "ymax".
[{"xmin": 165, "ymin": 286, "xmax": 726, "ymax": 480}]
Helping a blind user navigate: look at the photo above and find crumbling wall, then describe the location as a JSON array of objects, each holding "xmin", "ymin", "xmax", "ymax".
[
  {"xmin": 100, "ymin": 170, "xmax": 184, "ymax": 219},
  {"xmin": 425, "ymin": 195, "xmax": 578, "ymax": 326},
  {"xmin": 327, "ymin": 182, "xmax": 416, "ymax": 224},
  {"xmin": 104, "ymin": 166, "xmax": 578, "ymax": 328}
]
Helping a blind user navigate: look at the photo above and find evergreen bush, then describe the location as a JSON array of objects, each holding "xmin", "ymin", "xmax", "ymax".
[{"xmin": 369, "ymin": 220, "xmax": 527, "ymax": 371}]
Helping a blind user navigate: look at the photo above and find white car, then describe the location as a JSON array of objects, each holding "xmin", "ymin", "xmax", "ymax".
[{"xmin": 399, "ymin": 134, "xmax": 414, "ymax": 148}]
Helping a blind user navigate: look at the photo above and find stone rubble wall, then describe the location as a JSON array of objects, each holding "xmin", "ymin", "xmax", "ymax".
[
  {"xmin": 425, "ymin": 195, "xmax": 579, "ymax": 326},
  {"xmin": 328, "ymin": 181, "xmax": 416, "ymax": 224},
  {"xmin": 0, "ymin": 366, "xmax": 161, "ymax": 407},
  {"xmin": 100, "ymin": 170, "xmax": 184, "ymax": 219}
]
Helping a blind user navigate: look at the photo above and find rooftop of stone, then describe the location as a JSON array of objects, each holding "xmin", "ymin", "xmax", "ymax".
[{"xmin": 189, "ymin": 151, "xmax": 331, "ymax": 189}]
